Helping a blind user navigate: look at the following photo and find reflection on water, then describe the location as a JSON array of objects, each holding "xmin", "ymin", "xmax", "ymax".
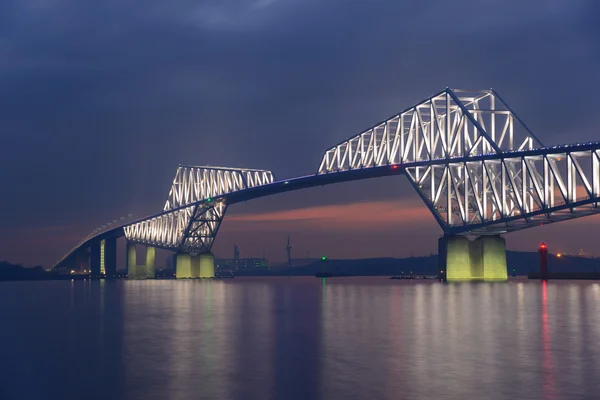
[
  {"xmin": 541, "ymin": 281, "xmax": 555, "ymax": 399},
  {"xmin": 1, "ymin": 278, "xmax": 600, "ymax": 400}
]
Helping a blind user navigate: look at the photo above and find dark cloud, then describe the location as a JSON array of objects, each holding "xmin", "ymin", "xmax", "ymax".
[{"xmin": 1, "ymin": 0, "xmax": 599, "ymax": 265}]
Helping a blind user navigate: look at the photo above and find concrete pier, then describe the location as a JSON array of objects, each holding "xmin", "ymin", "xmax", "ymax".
[
  {"xmin": 90, "ymin": 238, "xmax": 117, "ymax": 277},
  {"xmin": 99, "ymin": 240, "xmax": 106, "ymax": 275},
  {"xmin": 477, "ymin": 236, "xmax": 507, "ymax": 280},
  {"xmin": 176, "ymin": 253, "xmax": 215, "ymax": 278},
  {"xmin": 439, "ymin": 235, "xmax": 507, "ymax": 281},
  {"xmin": 197, "ymin": 253, "xmax": 215, "ymax": 278},
  {"xmin": 176, "ymin": 253, "xmax": 193, "ymax": 278},
  {"xmin": 126, "ymin": 242, "xmax": 139, "ymax": 279},
  {"xmin": 126, "ymin": 243, "xmax": 157, "ymax": 279},
  {"xmin": 146, "ymin": 246, "xmax": 156, "ymax": 279}
]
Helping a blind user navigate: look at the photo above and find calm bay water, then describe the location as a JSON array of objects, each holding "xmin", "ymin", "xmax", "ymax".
[{"xmin": 1, "ymin": 277, "xmax": 600, "ymax": 400}]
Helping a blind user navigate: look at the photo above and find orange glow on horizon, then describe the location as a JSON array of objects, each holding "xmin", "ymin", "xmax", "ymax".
[{"xmin": 226, "ymin": 200, "xmax": 435, "ymax": 231}]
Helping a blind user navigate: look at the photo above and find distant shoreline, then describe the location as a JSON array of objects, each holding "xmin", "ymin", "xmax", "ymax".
[{"xmin": 3, "ymin": 251, "xmax": 600, "ymax": 281}]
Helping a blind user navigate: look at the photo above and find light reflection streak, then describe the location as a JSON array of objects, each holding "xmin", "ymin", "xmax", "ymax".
[
  {"xmin": 385, "ymin": 283, "xmax": 404, "ymax": 398},
  {"xmin": 202, "ymin": 282, "xmax": 214, "ymax": 395},
  {"xmin": 541, "ymin": 281, "xmax": 556, "ymax": 400},
  {"xmin": 320, "ymin": 277, "xmax": 328, "ymax": 398}
]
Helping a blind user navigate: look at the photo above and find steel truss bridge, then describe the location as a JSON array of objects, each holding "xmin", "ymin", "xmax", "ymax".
[{"xmin": 55, "ymin": 88, "xmax": 600, "ymax": 273}]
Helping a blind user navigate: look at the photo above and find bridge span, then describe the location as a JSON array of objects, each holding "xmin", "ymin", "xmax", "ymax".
[{"xmin": 55, "ymin": 88, "xmax": 600, "ymax": 281}]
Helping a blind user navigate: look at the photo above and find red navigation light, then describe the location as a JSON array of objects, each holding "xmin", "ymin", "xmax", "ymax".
[
  {"xmin": 391, "ymin": 165, "xmax": 399, "ymax": 170},
  {"xmin": 540, "ymin": 243, "xmax": 547, "ymax": 249}
]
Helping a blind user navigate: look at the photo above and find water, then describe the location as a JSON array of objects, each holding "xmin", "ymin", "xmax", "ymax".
[{"xmin": 1, "ymin": 277, "xmax": 600, "ymax": 400}]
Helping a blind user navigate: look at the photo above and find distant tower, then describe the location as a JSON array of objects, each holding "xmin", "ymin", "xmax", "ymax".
[
  {"xmin": 234, "ymin": 243, "xmax": 240, "ymax": 267},
  {"xmin": 284, "ymin": 234, "xmax": 292, "ymax": 265},
  {"xmin": 539, "ymin": 242, "xmax": 548, "ymax": 277}
]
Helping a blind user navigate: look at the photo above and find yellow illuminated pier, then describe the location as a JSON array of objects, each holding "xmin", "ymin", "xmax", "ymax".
[
  {"xmin": 439, "ymin": 235, "xmax": 507, "ymax": 281},
  {"xmin": 126, "ymin": 243, "xmax": 157, "ymax": 279},
  {"xmin": 176, "ymin": 253, "xmax": 215, "ymax": 279}
]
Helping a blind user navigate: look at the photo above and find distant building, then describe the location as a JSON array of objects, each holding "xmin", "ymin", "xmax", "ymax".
[
  {"xmin": 234, "ymin": 243, "xmax": 240, "ymax": 262},
  {"xmin": 216, "ymin": 257, "xmax": 266, "ymax": 271}
]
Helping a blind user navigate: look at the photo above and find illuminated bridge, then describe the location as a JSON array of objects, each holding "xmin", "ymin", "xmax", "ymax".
[{"xmin": 54, "ymin": 88, "xmax": 600, "ymax": 281}]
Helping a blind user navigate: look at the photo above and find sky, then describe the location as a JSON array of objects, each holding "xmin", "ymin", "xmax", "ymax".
[{"xmin": 1, "ymin": 0, "xmax": 600, "ymax": 267}]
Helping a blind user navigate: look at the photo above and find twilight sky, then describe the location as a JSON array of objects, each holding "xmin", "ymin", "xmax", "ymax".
[{"xmin": 1, "ymin": 0, "xmax": 600, "ymax": 267}]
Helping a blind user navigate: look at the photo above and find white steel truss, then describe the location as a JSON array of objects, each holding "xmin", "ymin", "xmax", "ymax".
[
  {"xmin": 180, "ymin": 201, "xmax": 227, "ymax": 253},
  {"xmin": 164, "ymin": 165, "xmax": 274, "ymax": 210},
  {"xmin": 318, "ymin": 88, "xmax": 542, "ymax": 173},
  {"xmin": 125, "ymin": 166, "xmax": 273, "ymax": 252},
  {"xmin": 124, "ymin": 204, "xmax": 195, "ymax": 249},
  {"xmin": 405, "ymin": 145, "xmax": 600, "ymax": 234},
  {"xmin": 316, "ymin": 88, "xmax": 600, "ymax": 234}
]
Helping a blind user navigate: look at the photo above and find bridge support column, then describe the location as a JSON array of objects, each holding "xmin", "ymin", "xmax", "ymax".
[
  {"xmin": 146, "ymin": 246, "xmax": 156, "ymax": 279},
  {"xmin": 126, "ymin": 242, "xmax": 139, "ymax": 279},
  {"xmin": 126, "ymin": 243, "xmax": 157, "ymax": 279},
  {"xmin": 176, "ymin": 253, "xmax": 192, "ymax": 279},
  {"xmin": 99, "ymin": 240, "xmax": 105, "ymax": 275},
  {"xmin": 439, "ymin": 236, "xmax": 472, "ymax": 280},
  {"xmin": 90, "ymin": 240, "xmax": 101, "ymax": 276},
  {"xmin": 104, "ymin": 237, "xmax": 117, "ymax": 278},
  {"xmin": 191, "ymin": 253, "xmax": 215, "ymax": 278},
  {"xmin": 478, "ymin": 236, "xmax": 508, "ymax": 280},
  {"xmin": 439, "ymin": 235, "xmax": 507, "ymax": 281}
]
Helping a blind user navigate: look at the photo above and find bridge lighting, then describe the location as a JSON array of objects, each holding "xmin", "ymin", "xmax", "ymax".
[{"xmin": 54, "ymin": 89, "xmax": 600, "ymax": 275}]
